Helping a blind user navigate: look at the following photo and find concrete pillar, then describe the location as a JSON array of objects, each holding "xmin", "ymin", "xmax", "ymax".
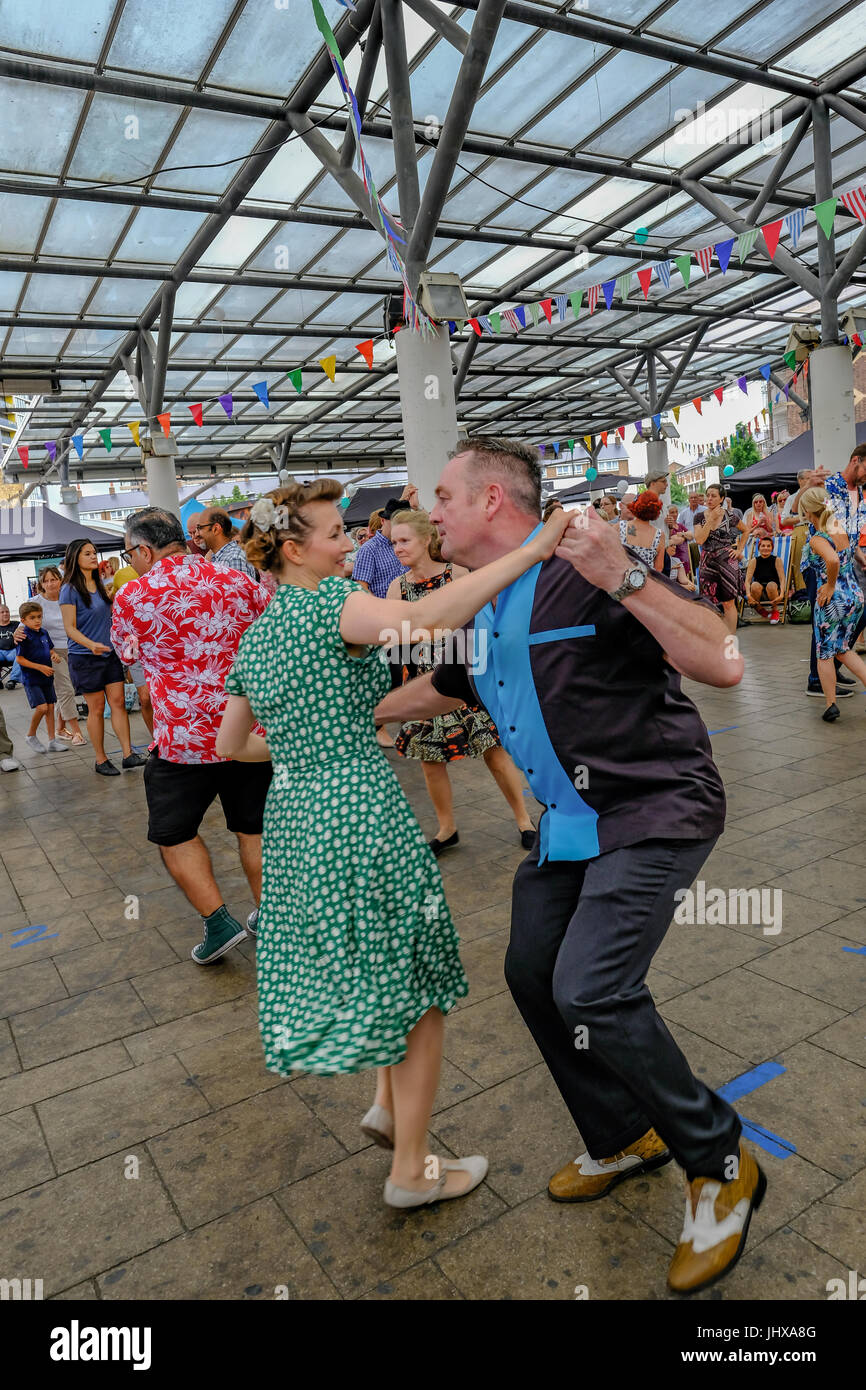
[
  {"xmin": 645, "ymin": 437, "xmax": 671, "ymax": 510},
  {"xmin": 145, "ymin": 455, "xmax": 181, "ymax": 518},
  {"xmin": 394, "ymin": 325, "xmax": 458, "ymax": 509},
  {"xmin": 809, "ymin": 344, "xmax": 856, "ymax": 474}
]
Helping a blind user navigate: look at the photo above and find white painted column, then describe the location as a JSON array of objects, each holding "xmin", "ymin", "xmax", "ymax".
[
  {"xmin": 809, "ymin": 344, "xmax": 856, "ymax": 473},
  {"xmin": 55, "ymin": 486, "xmax": 80, "ymax": 523},
  {"xmin": 645, "ymin": 437, "xmax": 671, "ymax": 510},
  {"xmin": 145, "ymin": 455, "xmax": 181, "ymax": 518},
  {"xmin": 394, "ymin": 325, "xmax": 459, "ymax": 509}
]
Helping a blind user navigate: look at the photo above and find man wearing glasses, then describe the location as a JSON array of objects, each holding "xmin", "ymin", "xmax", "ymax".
[{"xmin": 196, "ymin": 508, "xmax": 259, "ymax": 581}]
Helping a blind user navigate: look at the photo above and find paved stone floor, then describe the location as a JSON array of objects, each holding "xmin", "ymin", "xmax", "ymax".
[{"xmin": 0, "ymin": 624, "xmax": 865, "ymax": 1301}]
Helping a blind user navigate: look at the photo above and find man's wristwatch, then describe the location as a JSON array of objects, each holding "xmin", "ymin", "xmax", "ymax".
[{"xmin": 607, "ymin": 559, "xmax": 649, "ymax": 602}]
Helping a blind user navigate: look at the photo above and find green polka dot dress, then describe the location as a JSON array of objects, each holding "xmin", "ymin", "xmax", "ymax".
[{"xmin": 225, "ymin": 576, "xmax": 468, "ymax": 1075}]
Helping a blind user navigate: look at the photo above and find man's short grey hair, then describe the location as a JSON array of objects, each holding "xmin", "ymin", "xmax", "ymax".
[
  {"xmin": 449, "ymin": 436, "xmax": 542, "ymax": 516},
  {"xmin": 126, "ymin": 507, "xmax": 186, "ymax": 551},
  {"xmin": 796, "ymin": 469, "xmax": 811, "ymax": 482}
]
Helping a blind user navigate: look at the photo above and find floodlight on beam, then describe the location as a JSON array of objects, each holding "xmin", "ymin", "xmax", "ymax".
[
  {"xmin": 417, "ymin": 272, "xmax": 470, "ymax": 321},
  {"xmin": 661, "ymin": 422, "xmax": 680, "ymax": 440},
  {"xmin": 785, "ymin": 323, "xmax": 820, "ymax": 361}
]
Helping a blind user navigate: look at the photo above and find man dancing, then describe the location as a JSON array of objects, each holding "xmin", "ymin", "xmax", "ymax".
[{"xmin": 375, "ymin": 437, "xmax": 763, "ymax": 1296}]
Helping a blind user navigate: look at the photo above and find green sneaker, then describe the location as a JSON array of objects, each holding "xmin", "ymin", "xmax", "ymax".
[{"xmin": 191, "ymin": 907, "xmax": 246, "ymax": 965}]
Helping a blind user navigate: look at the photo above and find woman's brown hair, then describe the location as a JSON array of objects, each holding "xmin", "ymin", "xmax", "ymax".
[
  {"xmin": 240, "ymin": 480, "xmax": 344, "ymax": 574},
  {"xmin": 36, "ymin": 565, "xmax": 62, "ymax": 592}
]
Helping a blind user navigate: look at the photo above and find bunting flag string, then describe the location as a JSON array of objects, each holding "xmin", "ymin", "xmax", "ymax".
[
  {"xmin": 785, "ymin": 209, "xmax": 806, "ymax": 250},
  {"xmin": 696, "ymin": 247, "xmax": 713, "ymax": 276}
]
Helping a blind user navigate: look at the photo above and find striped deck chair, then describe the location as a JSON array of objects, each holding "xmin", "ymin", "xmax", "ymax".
[{"xmin": 738, "ymin": 533, "xmax": 794, "ymax": 624}]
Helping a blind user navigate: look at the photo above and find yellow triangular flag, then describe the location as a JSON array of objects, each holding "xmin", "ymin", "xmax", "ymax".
[
  {"xmin": 319, "ymin": 355, "xmax": 337, "ymax": 383},
  {"xmin": 672, "ymin": 405, "xmax": 681, "ymax": 424},
  {"xmin": 127, "ymin": 421, "xmax": 141, "ymax": 447},
  {"xmin": 583, "ymin": 435, "xmax": 592, "ymax": 451}
]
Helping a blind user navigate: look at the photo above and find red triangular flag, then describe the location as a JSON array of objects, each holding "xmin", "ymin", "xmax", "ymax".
[
  {"xmin": 600, "ymin": 430, "xmax": 608, "ymax": 446},
  {"xmin": 853, "ymin": 333, "xmax": 863, "ymax": 347},
  {"xmin": 540, "ymin": 298, "xmax": 553, "ymax": 323},
  {"xmin": 692, "ymin": 397, "xmax": 703, "ymax": 415},
  {"xmin": 713, "ymin": 387, "xmax": 723, "ymax": 404},
  {"xmin": 188, "ymin": 403, "xmax": 203, "ymax": 427},
  {"xmin": 355, "ymin": 339, "xmax": 374, "ymax": 368},
  {"xmin": 637, "ymin": 267, "xmax": 653, "ymax": 299},
  {"xmin": 157, "ymin": 412, "xmax": 171, "ymax": 437},
  {"xmin": 17, "ymin": 445, "xmax": 28, "ymax": 469},
  {"xmin": 469, "ymin": 318, "xmax": 482, "ymax": 336},
  {"xmin": 617, "ymin": 425, "xmax": 626, "ymax": 440},
  {"xmin": 762, "ymin": 219, "xmax": 784, "ymax": 258}
]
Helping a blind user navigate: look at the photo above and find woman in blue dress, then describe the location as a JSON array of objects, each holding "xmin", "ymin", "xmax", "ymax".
[{"xmin": 801, "ymin": 487, "xmax": 866, "ymax": 722}]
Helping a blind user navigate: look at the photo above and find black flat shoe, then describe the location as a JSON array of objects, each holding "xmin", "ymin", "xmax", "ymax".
[
  {"xmin": 95, "ymin": 759, "xmax": 121, "ymax": 776},
  {"xmin": 822, "ymin": 703, "xmax": 841, "ymax": 722},
  {"xmin": 121, "ymin": 751, "xmax": 147, "ymax": 769},
  {"xmin": 520, "ymin": 828, "xmax": 536, "ymax": 850},
  {"xmin": 428, "ymin": 831, "xmax": 459, "ymax": 858}
]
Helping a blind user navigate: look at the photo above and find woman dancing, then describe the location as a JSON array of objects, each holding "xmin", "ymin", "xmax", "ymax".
[
  {"xmin": 215, "ymin": 481, "xmax": 567, "ymax": 1210},
  {"xmin": 693, "ymin": 484, "xmax": 747, "ymax": 632}
]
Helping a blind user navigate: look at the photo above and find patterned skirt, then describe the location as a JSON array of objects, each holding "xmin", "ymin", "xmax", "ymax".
[{"xmin": 395, "ymin": 704, "xmax": 500, "ymax": 763}]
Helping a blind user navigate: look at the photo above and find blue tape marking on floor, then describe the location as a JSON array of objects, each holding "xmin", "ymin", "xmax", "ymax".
[
  {"xmin": 717, "ymin": 1064, "xmax": 795, "ymax": 1160},
  {"xmin": 707, "ymin": 725, "xmax": 739, "ymax": 736},
  {"xmin": 739, "ymin": 1118, "xmax": 797, "ymax": 1159},
  {"xmin": 717, "ymin": 1061, "xmax": 786, "ymax": 1104},
  {"xmin": 842, "ymin": 945, "xmax": 866, "ymax": 955}
]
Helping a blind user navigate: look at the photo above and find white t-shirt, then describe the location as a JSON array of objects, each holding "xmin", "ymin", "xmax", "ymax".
[{"xmin": 32, "ymin": 594, "xmax": 67, "ymax": 650}]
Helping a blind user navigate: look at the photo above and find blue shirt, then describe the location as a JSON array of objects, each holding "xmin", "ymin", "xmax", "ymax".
[
  {"xmin": 59, "ymin": 584, "xmax": 113, "ymax": 656},
  {"xmin": 432, "ymin": 526, "xmax": 725, "ymax": 863},
  {"xmin": 801, "ymin": 470, "xmax": 866, "ymax": 574},
  {"xmin": 18, "ymin": 628, "xmax": 53, "ymax": 683},
  {"xmin": 351, "ymin": 530, "xmax": 406, "ymax": 598}
]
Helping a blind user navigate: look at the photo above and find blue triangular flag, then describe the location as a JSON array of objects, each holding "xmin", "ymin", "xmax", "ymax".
[
  {"xmin": 760, "ymin": 363, "xmax": 772, "ymax": 381},
  {"xmin": 448, "ymin": 321, "xmax": 456, "ymax": 334},
  {"xmin": 71, "ymin": 434, "xmax": 84, "ymax": 459},
  {"xmin": 652, "ymin": 413, "xmax": 661, "ymax": 431},
  {"xmin": 552, "ymin": 441, "xmax": 560, "ymax": 457},
  {"xmin": 478, "ymin": 316, "xmax": 492, "ymax": 334},
  {"xmin": 602, "ymin": 279, "xmax": 615, "ymax": 310},
  {"xmin": 252, "ymin": 381, "xmax": 269, "ymax": 410},
  {"xmin": 555, "ymin": 294, "xmax": 568, "ymax": 322},
  {"xmin": 716, "ymin": 238, "xmax": 734, "ymax": 274},
  {"xmin": 656, "ymin": 260, "xmax": 671, "ymax": 288},
  {"xmin": 514, "ymin": 306, "xmax": 526, "ymax": 328}
]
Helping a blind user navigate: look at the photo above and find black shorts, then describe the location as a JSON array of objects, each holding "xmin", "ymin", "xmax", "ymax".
[
  {"xmin": 67, "ymin": 650, "xmax": 125, "ymax": 694},
  {"xmin": 144, "ymin": 752, "xmax": 272, "ymax": 847},
  {"xmin": 23, "ymin": 677, "xmax": 56, "ymax": 709}
]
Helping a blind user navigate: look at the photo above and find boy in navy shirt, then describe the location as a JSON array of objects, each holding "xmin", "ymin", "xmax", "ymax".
[{"xmin": 16, "ymin": 601, "xmax": 67, "ymax": 754}]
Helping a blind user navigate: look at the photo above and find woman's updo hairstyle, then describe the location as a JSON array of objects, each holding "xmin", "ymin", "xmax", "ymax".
[
  {"xmin": 631, "ymin": 490, "xmax": 663, "ymax": 521},
  {"xmin": 798, "ymin": 486, "xmax": 835, "ymax": 534},
  {"xmin": 389, "ymin": 508, "xmax": 443, "ymax": 560},
  {"xmin": 240, "ymin": 480, "xmax": 344, "ymax": 573}
]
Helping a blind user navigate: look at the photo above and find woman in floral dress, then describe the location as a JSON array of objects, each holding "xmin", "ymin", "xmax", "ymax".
[
  {"xmin": 215, "ymin": 481, "xmax": 567, "ymax": 1210},
  {"xmin": 800, "ymin": 486, "xmax": 866, "ymax": 722},
  {"xmin": 385, "ymin": 509, "xmax": 536, "ymax": 857},
  {"xmin": 693, "ymin": 483, "xmax": 748, "ymax": 632}
]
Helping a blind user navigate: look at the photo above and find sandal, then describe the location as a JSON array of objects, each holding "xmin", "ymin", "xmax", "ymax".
[{"xmin": 69, "ymin": 735, "xmax": 86, "ymax": 747}]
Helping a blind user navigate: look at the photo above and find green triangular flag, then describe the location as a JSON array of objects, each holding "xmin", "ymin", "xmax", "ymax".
[
  {"xmin": 674, "ymin": 254, "xmax": 691, "ymax": 288},
  {"xmin": 737, "ymin": 228, "xmax": 758, "ymax": 263},
  {"xmin": 456, "ymin": 320, "xmax": 465, "ymax": 333},
  {"xmin": 287, "ymin": 369, "xmax": 302, "ymax": 394},
  {"xmin": 768, "ymin": 398, "xmax": 774, "ymax": 414},
  {"xmin": 569, "ymin": 291, "xmax": 583, "ymax": 319},
  {"xmin": 813, "ymin": 196, "xmax": 838, "ymax": 240},
  {"xmin": 617, "ymin": 272, "xmax": 632, "ymax": 301},
  {"xmin": 490, "ymin": 312, "xmax": 501, "ymax": 334},
  {"xmin": 529, "ymin": 303, "xmax": 539, "ymax": 327},
  {"xmin": 784, "ymin": 350, "xmax": 797, "ymax": 370},
  {"xmin": 98, "ymin": 428, "xmax": 112, "ymax": 452},
  {"xmin": 568, "ymin": 438, "xmax": 575, "ymax": 452}
]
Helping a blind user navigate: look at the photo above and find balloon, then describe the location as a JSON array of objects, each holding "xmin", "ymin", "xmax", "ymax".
[
  {"xmin": 634, "ymin": 227, "xmax": 649, "ymax": 245},
  {"xmin": 339, "ymin": 496, "xmax": 351, "ymax": 510},
  {"xmin": 723, "ymin": 464, "xmax": 734, "ymax": 477},
  {"xmin": 586, "ymin": 467, "xmax": 598, "ymax": 481}
]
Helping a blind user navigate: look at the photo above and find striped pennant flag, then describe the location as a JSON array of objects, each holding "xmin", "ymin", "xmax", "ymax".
[
  {"xmin": 616, "ymin": 272, "xmax": 632, "ymax": 301},
  {"xmin": 478, "ymin": 316, "xmax": 492, "ymax": 334},
  {"xmin": 555, "ymin": 293, "xmax": 568, "ymax": 321},
  {"xmin": 841, "ymin": 186, "xmax": 866, "ymax": 223},
  {"xmin": 696, "ymin": 246, "xmax": 714, "ymax": 275},
  {"xmin": 737, "ymin": 228, "xmax": 758, "ymax": 263},
  {"xmin": 503, "ymin": 308, "xmax": 520, "ymax": 332},
  {"xmin": 656, "ymin": 259, "xmax": 671, "ymax": 289},
  {"xmin": 785, "ymin": 208, "xmax": 807, "ymax": 249},
  {"xmin": 588, "ymin": 284, "xmax": 599, "ymax": 314}
]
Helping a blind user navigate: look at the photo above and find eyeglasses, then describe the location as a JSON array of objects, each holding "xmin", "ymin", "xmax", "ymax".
[{"xmin": 120, "ymin": 545, "xmax": 144, "ymax": 564}]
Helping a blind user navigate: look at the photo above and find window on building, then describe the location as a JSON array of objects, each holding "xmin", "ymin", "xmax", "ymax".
[{"xmin": 555, "ymin": 464, "xmax": 573, "ymax": 476}]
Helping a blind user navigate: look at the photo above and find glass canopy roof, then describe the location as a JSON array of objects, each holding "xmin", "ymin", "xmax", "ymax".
[{"xmin": 0, "ymin": 0, "xmax": 865, "ymax": 482}]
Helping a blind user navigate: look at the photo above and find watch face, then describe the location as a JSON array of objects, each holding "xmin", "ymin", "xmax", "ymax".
[{"xmin": 628, "ymin": 566, "xmax": 647, "ymax": 587}]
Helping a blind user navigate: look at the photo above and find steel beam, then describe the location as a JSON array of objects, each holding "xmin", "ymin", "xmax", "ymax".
[
  {"xmin": 826, "ymin": 225, "xmax": 866, "ymax": 299},
  {"xmin": 745, "ymin": 109, "xmax": 813, "ymax": 226},
  {"xmin": 823, "ymin": 91, "xmax": 866, "ymax": 138},
  {"xmin": 454, "ymin": 332, "xmax": 479, "ymax": 400},
  {"xmin": 405, "ymin": 0, "xmax": 508, "ymax": 290},
  {"xmin": 149, "ymin": 283, "xmax": 176, "ymax": 417},
  {"xmin": 286, "ymin": 111, "xmax": 386, "ymax": 235},
  {"xmin": 340, "ymin": 1, "xmax": 383, "ymax": 167},
  {"xmin": 812, "ymin": 98, "xmax": 840, "ymax": 341},
  {"xmin": 401, "ymin": 0, "xmax": 468, "ymax": 51},
  {"xmin": 381, "ymin": 0, "xmax": 421, "ymax": 236},
  {"xmin": 609, "ymin": 365, "xmax": 650, "ymax": 417},
  {"xmin": 680, "ymin": 178, "xmax": 822, "ymax": 301},
  {"xmin": 769, "ymin": 369, "xmax": 809, "ymax": 414},
  {"xmin": 656, "ymin": 324, "xmax": 709, "ymax": 412}
]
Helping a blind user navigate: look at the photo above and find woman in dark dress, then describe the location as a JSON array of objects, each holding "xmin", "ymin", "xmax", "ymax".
[
  {"xmin": 693, "ymin": 484, "xmax": 747, "ymax": 633},
  {"xmin": 384, "ymin": 509, "xmax": 536, "ymax": 857}
]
